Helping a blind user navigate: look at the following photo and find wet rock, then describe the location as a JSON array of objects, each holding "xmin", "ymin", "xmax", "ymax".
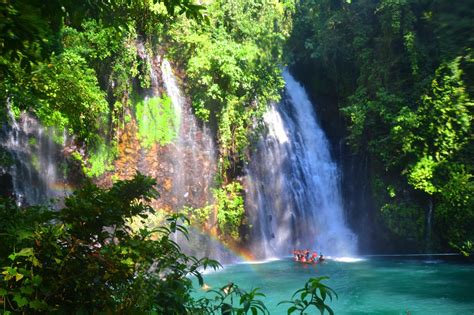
[{"xmin": 163, "ymin": 178, "xmax": 173, "ymax": 191}]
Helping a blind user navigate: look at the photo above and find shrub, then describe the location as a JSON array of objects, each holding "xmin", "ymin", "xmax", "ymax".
[{"xmin": 0, "ymin": 174, "xmax": 220, "ymax": 313}]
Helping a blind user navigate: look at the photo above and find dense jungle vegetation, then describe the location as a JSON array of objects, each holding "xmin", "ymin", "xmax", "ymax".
[
  {"xmin": 0, "ymin": 0, "xmax": 473, "ymax": 312},
  {"xmin": 0, "ymin": 175, "xmax": 336, "ymax": 313},
  {"xmin": 0, "ymin": 0, "xmax": 295, "ymax": 245}
]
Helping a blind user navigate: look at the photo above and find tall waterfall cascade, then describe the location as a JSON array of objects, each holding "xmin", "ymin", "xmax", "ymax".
[{"xmin": 245, "ymin": 70, "xmax": 357, "ymax": 258}]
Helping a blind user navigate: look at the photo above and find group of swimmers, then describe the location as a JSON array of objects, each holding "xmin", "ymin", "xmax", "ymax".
[{"xmin": 293, "ymin": 249, "xmax": 325, "ymax": 263}]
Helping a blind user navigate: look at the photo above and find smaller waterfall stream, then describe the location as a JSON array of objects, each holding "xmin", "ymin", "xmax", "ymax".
[
  {"xmin": 160, "ymin": 58, "xmax": 216, "ymax": 211},
  {"xmin": 161, "ymin": 60, "xmax": 183, "ymax": 125},
  {"xmin": 1, "ymin": 100, "xmax": 68, "ymax": 206},
  {"xmin": 246, "ymin": 71, "xmax": 357, "ymax": 258},
  {"xmin": 160, "ymin": 59, "xmax": 238, "ymax": 261},
  {"xmin": 133, "ymin": 48, "xmax": 233, "ymax": 261},
  {"xmin": 135, "ymin": 42, "xmax": 216, "ymax": 212}
]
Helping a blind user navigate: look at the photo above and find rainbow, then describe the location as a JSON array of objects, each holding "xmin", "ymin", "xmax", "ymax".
[
  {"xmin": 48, "ymin": 182, "xmax": 75, "ymax": 194},
  {"xmin": 186, "ymin": 225, "xmax": 256, "ymax": 263}
]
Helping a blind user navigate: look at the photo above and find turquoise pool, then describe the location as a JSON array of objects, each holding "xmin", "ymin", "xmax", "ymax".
[{"xmin": 194, "ymin": 257, "xmax": 474, "ymax": 314}]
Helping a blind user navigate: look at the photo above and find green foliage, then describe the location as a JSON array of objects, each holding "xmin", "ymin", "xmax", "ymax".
[
  {"xmin": 393, "ymin": 57, "xmax": 473, "ymax": 165},
  {"xmin": 451, "ymin": 240, "xmax": 474, "ymax": 257},
  {"xmin": 191, "ymin": 278, "xmax": 338, "ymax": 315},
  {"xmin": 418, "ymin": 58, "xmax": 472, "ymax": 161},
  {"xmin": 2, "ymin": 40, "xmax": 110, "ymax": 149},
  {"xmin": 0, "ymin": 0, "xmax": 60, "ymax": 74},
  {"xmin": 191, "ymin": 283, "xmax": 269, "ymax": 315},
  {"xmin": 0, "ymin": 176, "xmax": 338, "ymax": 314},
  {"xmin": 0, "ymin": 198, "xmax": 51, "ymax": 265},
  {"xmin": 181, "ymin": 205, "xmax": 214, "ymax": 227},
  {"xmin": 67, "ymin": 135, "xmax": 117, "ymax": 179},
  {"xmin": 169, "ymin": 0, "xmax": 295, "ymax": 176},
  {"xmin": 435, "ymin": 164, "xmax": 474, "ymax": 246},
  {"xmin": 64, "ymin": 20, "xmax": 125, "ymax": 62},
  {"xmin": 0, "ymin": 147, "xmax": 14, "ymax": 168},
  {"xmin": 1, "ymin": 0, "xmax": 205, "ymax": 182},
  {"xmin": 407, "ymin": 156, "xmax": 438, "ymax": 195},
  {"xmin": 380, "ymin": 202, "xmax": 425, "ymax": 243},
  {"xmin": 0, "ymin": 174, "xmax": 221, "ymax": 313},
  {"xmin": 84, "ymin": 140, "xmax": 117, "ymax": 178},
  {"xmin": 214, "ymin": 182, "xmax": 245, "ymax": 241},
  {"xmin": 1, "ymin": 17, "xmax": 121, "ymax": 180},
  {"xmin": 279, "ymin": 277, "xmax": 337, "ymax": 315},
  {"xmin": 31, "ymin": 51, "xmax": 109, "ymax": 144},
  {"xmin": 0, "ymin": 0, "xmax": 205, "ymax": 73},
  {"xmin": 134, "ymin": 95, "xmax": 178, "ymax": 148}
]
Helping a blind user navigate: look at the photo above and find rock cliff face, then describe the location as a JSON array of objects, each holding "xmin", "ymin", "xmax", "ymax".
[
  {"xmin": 1, "ymin": 42, "xmax": 373, "ymax": 257},
  {"xmin": 1, "ymin": 42, "xmax": 217, "ymax": 223},
  {"xmin": 0, "ymin": 45, "xmax": 234, "ymax": 260},
  {"xmin": 98, "ymin": 45, "xmax": 217, "ymax": 216},
  {"xmin": 99, "ymin": 105, "xmax": 217, "ymax": 214}
]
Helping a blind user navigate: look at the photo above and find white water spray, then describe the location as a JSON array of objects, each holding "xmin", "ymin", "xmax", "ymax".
[
  {"xmin": 161, "ymin": 59, "xmax": 183, "ymax": 126},
  {"xmin": 246, "ymin": 70, "xmax": 357, "ymax": 258}
]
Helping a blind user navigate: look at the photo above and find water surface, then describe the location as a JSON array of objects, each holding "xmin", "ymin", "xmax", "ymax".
[{"xmin": 196, "ymin": 258, "xmax": 474, "ymax": 314}]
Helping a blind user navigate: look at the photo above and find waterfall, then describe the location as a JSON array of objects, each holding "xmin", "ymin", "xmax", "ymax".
[
  {"xmin": 161, "ymin": 60, "xmax": 183, "ymax": 126},
  {"xmin": 245, "ymin": 70, "xmax": 357, "ymax": 258},
  {"xmin": 132, "ymin": 50, "xmax": 233, "ymax": 261},
  {"xmin": 0, "ymin": 100, "xmax": 68, "ymax": 206},
  {"xmin": 134, "ymin": 42, "xmax": 216, "ymax": 212},
  {"xmin": 160, "ymin": 59, "xmax": 240, "ymax": 262},
  {"xmin": 159, "ymin": 58, "xmax": 216, "ymax": 211},
  {"xmin": 425, "ymin": 198, "xmax": 434, "ymax": 253}
]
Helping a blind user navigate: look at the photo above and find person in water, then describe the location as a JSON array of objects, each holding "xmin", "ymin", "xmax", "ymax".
[
  {"xmin": 318, "ymin": 254, "xmax": 325, "ymax": 263},
  {"xmin": 293, "ymin": 249, "xmax": 300, "ymax": 261},
  {"xmin": 297, "ymin": 250, "xmax": 305, "ymax": 262},
  {"xmin": 293, "ymin": 249, "xmax": 321, "ymax": 263}
]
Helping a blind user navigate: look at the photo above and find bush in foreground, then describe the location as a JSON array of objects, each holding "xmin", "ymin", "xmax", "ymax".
[{"xmin": 0, "ymin": 174, "xmax": 335, "ymax": 314}]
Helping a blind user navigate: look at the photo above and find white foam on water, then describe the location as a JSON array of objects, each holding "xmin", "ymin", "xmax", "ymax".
[
  {"xmin": 237, "ymin": 257, "xmax": 281, "ymax": 265},
  {"xmin": 330, "ymin": 256, "xmax": 366, "ymax": 263}
]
